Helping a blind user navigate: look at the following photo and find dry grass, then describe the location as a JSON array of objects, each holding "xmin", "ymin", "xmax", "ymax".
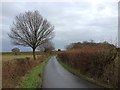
[
  {"xmin": 2, "ymin": 54, "xmax": 41, "ymax": 61},
  {"xmin": 2, "ymin": 55, "xmax": 50, "ymax": 88}
]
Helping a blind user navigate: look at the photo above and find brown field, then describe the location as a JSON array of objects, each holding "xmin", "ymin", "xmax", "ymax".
[
  {"xmin": 2, "ymin": 54, "xmax": 39, "ymax": 61},
  {"xmin": 2, "ymin": 52, "xmax": 42, "ymax": 61}
]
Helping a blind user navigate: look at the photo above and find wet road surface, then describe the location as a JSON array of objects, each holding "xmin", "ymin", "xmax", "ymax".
[{"xmin": 42, "ymin": 56, "xmax": 100, "ymax": 88}]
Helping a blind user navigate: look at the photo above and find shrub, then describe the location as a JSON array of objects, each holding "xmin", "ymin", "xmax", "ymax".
[
  {"xmin": 58, "ymin": 44, "xmax": 118, "ymax": 87},
  {"xmin": 11, "ymin": 48, "xmax": 20, "ymax": 55},
  {"xmin": 2, "ymin": 55, "xmax": 49, "ymax": 88}
]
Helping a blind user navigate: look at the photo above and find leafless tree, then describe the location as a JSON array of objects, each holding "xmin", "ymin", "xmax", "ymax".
[
  {"xmin": 38, "ymin": 40, "xmax": 55, "ymax": 52},
  {"xmin": 8, "ymin": 10, "xmax": 54, "ymax": 60}
]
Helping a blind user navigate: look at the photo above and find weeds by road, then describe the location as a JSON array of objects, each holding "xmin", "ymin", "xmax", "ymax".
[
  {"xmin": 19, "ymin": 57, "xmax": 50, "ymax": 88},
  {"xmin": 2, "ymin": 54, "xmax": 50, "ymax": 88}
]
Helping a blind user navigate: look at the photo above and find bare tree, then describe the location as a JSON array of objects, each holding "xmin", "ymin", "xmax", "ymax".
[
  {"xmin": 8, "ymin": 10, "xmax": 54, "ymax": 60},
  {"xmin": 38, "ymin": 40, "xmax": 55, "ymax": 52}
]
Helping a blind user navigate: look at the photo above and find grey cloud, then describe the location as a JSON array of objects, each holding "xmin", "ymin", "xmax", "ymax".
[{"xmin": 1, "ymin": 1, "xmax": 118, "ymax": 51}]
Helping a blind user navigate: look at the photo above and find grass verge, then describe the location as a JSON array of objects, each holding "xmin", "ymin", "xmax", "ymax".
[
  {"xmin": 19, "ymin": 57, "xmax": 50, "ymax": 88},
  {"xmin": 58, "ymin": 58, "xmax": 112, "ymax": 88}
]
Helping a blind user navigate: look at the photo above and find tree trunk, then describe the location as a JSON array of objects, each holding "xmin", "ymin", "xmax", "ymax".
[{"xmin": 33, "ymin": 48, "xmax": 36, "ymax": 60}]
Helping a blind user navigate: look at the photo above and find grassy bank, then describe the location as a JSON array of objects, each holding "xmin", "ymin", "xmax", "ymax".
[
  {"xmin": 19, "ymin": 57, "xmax": 50, "ymax": 88},
  {"xmin": 58, "ymin": 58, "xmax": 113, "ymax": 88},
  {"xmin": 2, "ymin": 54, "xmax": 50, "ymax": 88}
]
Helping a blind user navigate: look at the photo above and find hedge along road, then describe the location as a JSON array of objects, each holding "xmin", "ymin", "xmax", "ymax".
[{"xmin": 42, "ymin": 56, "xmax": 100, "ymax": 88}]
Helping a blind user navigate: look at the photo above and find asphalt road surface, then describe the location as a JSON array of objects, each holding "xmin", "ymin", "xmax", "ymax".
[{"xmin": 42, "ymin": 56, "xmax": 100, "ymax": 88}]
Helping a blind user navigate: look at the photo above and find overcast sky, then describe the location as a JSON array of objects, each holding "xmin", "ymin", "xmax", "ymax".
[{"xmin": 1, "ymin": 0, "xmax": 119, "ymax": 52}]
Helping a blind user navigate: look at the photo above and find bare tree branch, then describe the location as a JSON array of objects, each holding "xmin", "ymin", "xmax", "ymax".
[{"xmin": 8, "ymin": 10, "xmax": 54, "ymax": 60}]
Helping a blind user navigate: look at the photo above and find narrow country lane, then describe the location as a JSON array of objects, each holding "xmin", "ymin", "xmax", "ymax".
[{"xmin": 42, "ymin": 56, "xmax": 100, "ymax": 88}]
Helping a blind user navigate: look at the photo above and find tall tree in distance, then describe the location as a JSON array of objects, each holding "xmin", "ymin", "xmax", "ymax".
[
  {"xmin": 38, "ymin": 40, "xmax": 55, "ymax": 52},
  {"xmin": 8, "ymin": 10, "xmax": 54, "ymax": 60}
]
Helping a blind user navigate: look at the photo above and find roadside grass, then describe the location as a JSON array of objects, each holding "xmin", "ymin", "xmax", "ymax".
[
  {"xmin": 19, "ymin": 57, "xmax": 50, "ymax": 88},
  {"xmin": 2, "ymin": 54, "xmax": 51, "ymax": 88},
  {"xmin": 58, "ymin": 58, "xmax": 113, "ymax": 88}
]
